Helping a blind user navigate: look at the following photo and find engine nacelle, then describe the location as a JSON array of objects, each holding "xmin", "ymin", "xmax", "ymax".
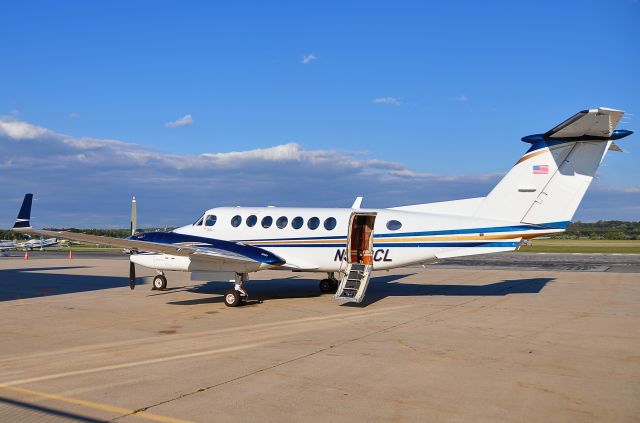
[
  {"xmin": 130, "ymin": 253, "xmax": 265, "ymax": 273},
  {"xmin": 130, "ymin": 253, "xmax": 191, "ymax": 272}
]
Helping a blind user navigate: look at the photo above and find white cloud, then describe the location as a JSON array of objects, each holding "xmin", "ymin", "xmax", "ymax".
[
  {"xmin": 165, "ymin": 114, "xmax": 193, "ymax": 128},
  {"xmin": 67, "ymin": 112, "xmax": 79, "ymax": 120},
  {"xmin": 302, "ymin": 54, "xmax": 318, "ymax": 64},
  {"xmin": 372, "ymin": 97, "xmax": 401, "ymax": 105},
  {"xmin": 0, "ymin": 118, "xmax": 52, "ymax": 140},
  {"xmin": 454, "ymin": 95, "xmax": 469, "ymax": 102},
  {"xmin": 1, "ymin": 117, "xmax": 637, "ymax": 226}
]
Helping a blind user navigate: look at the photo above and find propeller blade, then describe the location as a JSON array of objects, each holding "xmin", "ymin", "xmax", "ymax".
[
  {"xmin": 130, "ymin": 196, "xmax": 137, "ymax": 236},
  {"xmin": 129, "ymin": 261, "xmax": 136, "ymax": 290}
]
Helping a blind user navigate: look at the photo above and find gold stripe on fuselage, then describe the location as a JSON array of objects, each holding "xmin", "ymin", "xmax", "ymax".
[{"xmin": 242, "ymin": 231, "xmax": 557, "ymax": 246}]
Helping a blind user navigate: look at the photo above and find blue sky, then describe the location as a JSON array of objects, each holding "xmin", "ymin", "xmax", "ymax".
[{"xmin": 1, "ymin": 1, "xmax": 639, "ymax": 227}]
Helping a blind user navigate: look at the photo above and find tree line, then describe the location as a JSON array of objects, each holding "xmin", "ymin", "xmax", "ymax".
[
  {"xmin": 0, "ymin": 228, "xmax": 174, "ymax": 241},
  {"xmin": 551, "ymin": 221, "xmax": 640, "ymax": 240}
]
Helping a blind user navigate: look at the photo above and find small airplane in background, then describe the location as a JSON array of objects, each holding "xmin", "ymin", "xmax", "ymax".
[
  {"xmin": 0, "ymin": 240, "xmax": 16, "ymax": 257},
  {"xmin": 18, "ymin": 237, "xmax": 61, "ymax": 251},
  {"xmin": 11, "ymin": 108, "xmax": 633, "ymax": 307}
]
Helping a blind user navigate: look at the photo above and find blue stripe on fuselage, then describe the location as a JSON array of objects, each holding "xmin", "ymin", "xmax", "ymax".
[{"xmin": 233, "ymin": 221, "xmax": 569, "ymax": 243}]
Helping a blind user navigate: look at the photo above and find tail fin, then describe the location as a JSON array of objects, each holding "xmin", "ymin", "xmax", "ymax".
[
  {"xmin": 13, "ymin": 194, "xmax": 33, "ymax": 230},
  {"xmin": 474, "ymin": 108, "xmax": 632, "ymax": 226}
]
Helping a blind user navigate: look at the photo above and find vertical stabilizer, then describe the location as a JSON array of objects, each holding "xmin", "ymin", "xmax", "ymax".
[
  {"xmin": 13, "ymin": 194, "xmax": 33, "ymax": 229},
  {"xmin": 474, "ymin": 108, "xmax": 632, "ymax": 227}
]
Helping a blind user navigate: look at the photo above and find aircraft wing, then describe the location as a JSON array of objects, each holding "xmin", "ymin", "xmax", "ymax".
[
  {"xmin": 11, "ymin": 194, "xmax": 285, "ymax": 268},
  {"xmin": 545, "ymin": 107, "xmax": 624, "ymax": 139}
]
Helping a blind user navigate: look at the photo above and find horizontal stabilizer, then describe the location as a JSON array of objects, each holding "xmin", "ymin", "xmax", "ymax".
[
  {"xmin": 548, "ymin": 107, "xmax": 623, "ymax": 138},
  {"xmin": 522, "ymin": 108, "xmax": 633, "ymax": 143}
]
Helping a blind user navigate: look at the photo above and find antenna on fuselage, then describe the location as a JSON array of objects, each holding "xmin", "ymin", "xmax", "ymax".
[{"xmin": 130, "ymin": 196, "xmax": 137, "ymax": 236}]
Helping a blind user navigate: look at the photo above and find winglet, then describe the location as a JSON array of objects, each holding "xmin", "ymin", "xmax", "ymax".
[{"xmin": 13, "ymin": 194, "xmax": 33, "ymax": 230}]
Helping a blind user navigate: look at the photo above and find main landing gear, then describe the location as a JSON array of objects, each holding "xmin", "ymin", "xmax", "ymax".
[
  {"xmin": 319, "ymin": 272, "xmax": 339, "ymax": 294},
  {"xmin": 152, "ymin": 271, "xmax": 167, "ymax": 290},
  {"xmin": 224, "ymin": 273, "xmax": 249, "ymax": 307}
]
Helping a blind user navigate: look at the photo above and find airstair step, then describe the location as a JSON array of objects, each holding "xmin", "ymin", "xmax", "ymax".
[{"xmin": 334, "ymin": 263, "xmax": 373, "ymax": 303}]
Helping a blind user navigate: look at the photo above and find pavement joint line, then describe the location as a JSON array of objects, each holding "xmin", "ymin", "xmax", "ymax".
[
  {"xmin": 1, "ymin": 343, "xmax": 266, "ymax": 386},
  {"xmin": 0, "ymin": 307, "xmax": 408, "ymax": 386},
  {"xmin": 113, "ymin": 294, "xmax": 493, "ymax": 419},
  {"xmin": 0, "ymin": 383, "xmax": 193, "ymax": 423},
  {"xmin": 0, "ymin": 304, "xmax": 413, "ymax": 365}
]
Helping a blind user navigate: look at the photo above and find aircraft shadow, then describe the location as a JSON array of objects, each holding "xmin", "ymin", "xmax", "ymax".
[
  {"xmin": 354, "ymin": 276, "xmax": 556, "ymax": 306},
  {"xmin": 166, "ymin": 274, "xmax": 412, "ymax": 306},
  {"xmin": 0, "ymin": 266, "xmax": 146, "ymax": 301},
  {"xmin": 166, "ymin": 275, "xmax": 554, "ymax": 307},
  {"xmin": 0, "ymin": 397, "xmax": 105, "ymax": 423},
  {"xmin": 0, "ymin": 267, "xmax": 554, "ymax": 307}
]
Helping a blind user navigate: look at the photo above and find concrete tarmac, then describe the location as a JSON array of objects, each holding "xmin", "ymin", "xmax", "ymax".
[{"xmin": 0, "ymin": 254, "xmax": 638, "ymax": 422}]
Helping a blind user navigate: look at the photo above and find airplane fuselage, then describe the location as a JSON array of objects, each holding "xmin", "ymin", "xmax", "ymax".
[{"xmin": 170, "ymin": 206, "xmax": 564, "ymax": 272}]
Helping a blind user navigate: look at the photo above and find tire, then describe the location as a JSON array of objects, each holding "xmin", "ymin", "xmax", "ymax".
[
  {"xmin": 152, "ymin": 275, "xmax": 167, "ymax": 290},
  {"xmin": 330, "ymin": 278, "xmax": 339, "ymax": 291},
  {"xmin": 224, "ymin": 289, "xmax": 242, "ymax": 307},
  {"xmin": 319, "ymin": 279, "xmax": 333, "ymax": 293}
]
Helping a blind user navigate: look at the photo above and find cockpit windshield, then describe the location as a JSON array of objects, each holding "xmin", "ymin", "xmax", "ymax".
[{"xmin": 194, "ymin": 214, "xmax": 205, "ymax": 226}]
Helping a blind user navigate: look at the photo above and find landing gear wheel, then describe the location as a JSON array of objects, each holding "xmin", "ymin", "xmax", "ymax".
[
  {"xmin": 319, "ymin": 279, "xmax": 333, "ymax": 294},
  {"xmin": 224, "ymin": 289, "xmax": 242, "ymax": 307},
  {"xmin": 330, "ymin": 278, "xmax": 339, "ymax": 291},
  {"xmin": 152, "ymin": 275, "xmax": 167, "ymax": 290}
]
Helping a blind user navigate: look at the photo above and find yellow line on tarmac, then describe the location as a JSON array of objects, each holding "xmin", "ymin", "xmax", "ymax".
[{"xmin": 0, "ymin": 383, "xmax": 192, "ymax": 423}]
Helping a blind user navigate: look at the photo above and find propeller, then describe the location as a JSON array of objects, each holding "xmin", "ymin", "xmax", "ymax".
[
  {"xmin": 128, "ymin": 195, "xmax": 137, "ymax": 290},
  {"xmin": 131, "ymin": 196, "xmax": 137, "ymax": 236},
  {"xmin": 129, "ymin": 260, "xmax": 136, "ymax": 290}
]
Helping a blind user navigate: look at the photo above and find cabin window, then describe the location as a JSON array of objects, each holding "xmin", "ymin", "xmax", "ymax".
[
  {"xmin": 194, "ymin": 215, "xmax": 204, "ymax": 226},
  {"xmin": 292, "ymin": 216, "xmax": 304, "ymax": 229},
  {"xmin": 276, "ymin": 216, "xmax": 288, "ymax": 229},
  {"xmin": 205, "ymin": 215, "xmax": 217, "ymax": 227},
  {"xmin": 231, "ymin": 215, "xmax": 242, "ymax": 227},
  {"xmin": 307, "ymin": 217, "xmax": 320, "ymax": 230},
  {"xmin": 324, "ymin": 217, "xmax": 337, "ymax": 230},
  {"xmin": 246, "ymin": 215, "xmax": 257, "ymax": 227},
  {"xmin": 261, "ymin": 216, "xmax": 273, "ymax": 228},
  {"xmin": 386, "ymin": 220, "xmax": 402, "ymax": 231}
]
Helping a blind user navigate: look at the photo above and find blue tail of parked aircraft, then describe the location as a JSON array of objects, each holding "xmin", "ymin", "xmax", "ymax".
[{"xmin": 13, "ymin": 193, "xmax": 33, "ymax": 229}]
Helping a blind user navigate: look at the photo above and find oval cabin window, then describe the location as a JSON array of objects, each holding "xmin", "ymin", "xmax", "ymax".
[
  {"xmin": 231, "ymin": 215, "xmax": 242, "ymax": 227},
  {"xmin": 292, "ymin": 216, "xmax": 304, "ymax": 229},
  {"xmin": 276, "ymin": 216, "xmax": 288, "ymax": 229},
  {"xmin": 246, "ymin": 215, "xmax": 257, "ymax": 227},
  {"xmin": 261, "ymin": 216, "xmax": 273, "ymax": 228},
  {"xmin": 386, "ymin": 220, "xmax": 402, "ymax": 231},
  {"xmin": 307, "ymin": 217, "xmax": 320, "ymax": 230},
  {"xmin": 324, "ymin": 217, "xmax": 337, "ymax": 230}
]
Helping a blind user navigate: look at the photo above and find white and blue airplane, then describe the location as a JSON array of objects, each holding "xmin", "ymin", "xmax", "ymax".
[
  {"xmin": 11, "ymin": 107, "xmax": 633, "ymax": 307},
  {"xmin": 0, "ymin": 240, "xmax": 16, "ymax": 257},
  {"xmin": 18, "ymin": 237, "xmax": 60, "ymax": 251}
]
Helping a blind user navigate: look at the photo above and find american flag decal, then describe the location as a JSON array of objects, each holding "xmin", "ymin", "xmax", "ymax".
[{"xmin": 533, "ymin": 165, "xmax": 549, "ymax": 174}]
